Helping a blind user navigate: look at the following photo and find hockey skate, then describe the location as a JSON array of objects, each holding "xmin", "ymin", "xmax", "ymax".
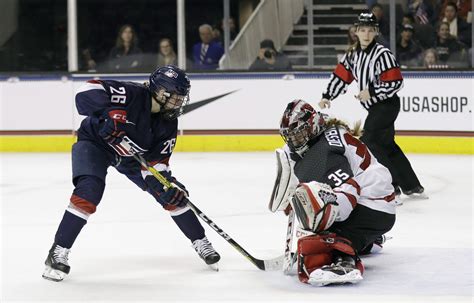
[
  {"xmin": 404, "ymin": 185, "xmax": 428, "ymax": 200},
  {"xmin": 308, "ymin": 256, "xmax": 363, "ymax": 287},
  {"xmin": 42, "ymin": 243, "xmax": 71, "ymax": 282},
  {"xmin": 394, "ymin": 186, "xmax": 403, "ymax": 205},
  {"xmin": 192, "ymin": 237, "xmax": 220, "ymax": 270},
  {"xmin": 360, "ymin": 234, "xmax": 392, "ymax": 255}
]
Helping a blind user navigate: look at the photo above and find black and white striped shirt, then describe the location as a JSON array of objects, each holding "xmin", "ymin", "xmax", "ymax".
[{"xmin": 322, "ymin": 40, "xmax": 404, "ymax": 110}]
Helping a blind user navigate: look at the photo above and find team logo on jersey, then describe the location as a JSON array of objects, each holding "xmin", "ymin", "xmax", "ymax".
[
  {"xmin": 164, "ymin": 69, "xmax": 179, "ymax": 79},
  {"xmin": 109, "ymin": 136, "xmax": 147, "ymax": 157}
]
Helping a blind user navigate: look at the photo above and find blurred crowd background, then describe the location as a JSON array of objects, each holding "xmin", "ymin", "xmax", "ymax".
[{"xmin": 0, "ymin": 0, "xmax": 472, "ymax": 73}]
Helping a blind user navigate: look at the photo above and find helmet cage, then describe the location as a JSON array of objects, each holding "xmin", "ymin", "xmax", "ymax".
[
  {"xmin": 149, "ymin": 65, "xmax": 190, "ymax": 120},
  {"xmin": 154, "ymin": 88, "xmax": 189, "ymax": 120},
  {"xmin": 281, "ymin": 120, "xmax": 315, "ymax": 155}
]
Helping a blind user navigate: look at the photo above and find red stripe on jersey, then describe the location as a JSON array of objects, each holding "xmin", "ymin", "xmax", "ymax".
[
  {"xmin": 70, "ymin": 194, "xmax": 97, "ymax": 214},
  {"xmin": 384, "ymin": 193, "xmax": 395, "ymax": 202},
  {"xmin": 334, "ymin": 63, "xmax": 354, "ymax": 84},
  {"xmin": 163, "ymin": 204, "xmax": 177, "ymax": 211},
  {"xmin": 370, "ymin": 192, "xmax": 396, "ymax": 202},
  {"xmin": 345, "ymin": 178, "xmax": 361, "ymax": 195},
  {"xmin": 87, "ymin": 79, "xmax": 103, "ymax": 84},
  {"xmin": 344, "ymin": 133, "xmax": 371, "ymax": 170},
  {"xmin": 380, "ymin": 68, "xmax": 403, "ymax": 82},
  {"xmin": 358, "ymin": 148, "xmax": 371, "ymax": 170}
]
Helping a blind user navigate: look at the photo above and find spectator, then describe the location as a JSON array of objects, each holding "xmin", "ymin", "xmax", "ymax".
[
  {"xmin": 347, "ymin": 25, "xmax": 358, "ymax": 45},
  {"xmin": 212, "ymin": 17, "xmax": 238, "ymax": 46},
  {"xmin": 108, "ymin": 24, "xmax": 142, "ymax": 72},
  {"xmin": 249, "ymin": 39, "xmax": 292, "ymax": 71},
  {"xmin": 422, "ymin": 48, "xmax": 439, "ymax": 67},
  {"xmin": 396, "ymin": 24, "xmax": 423, "ymax": 67},
  {"xmin": 371, "ymin": 3, "xmax": 390, "ymax": 46},
  {"xmin": 435, "ymin": 21, "xmax": 466, "ymax": 66},
  {"xmin": 408, "ymin": 0, "xmax": 439, "ymax": 25},
  {"xmin": 192, "ymin": 24, "xmax": 224, "ymax": 70},
  {"xmin": 402, "ymin": 13, "xmax": 416, "ymax": 26},
  {"xmin": 221, "ymin": 17, "xmax": 238, "ymax": 43},
  {"xmin": 157, "ymin": 38, "xmax": 177, "ymax": 67},
  {"xmin": 339, "ymin": 26, "xmax": 359, "ymax": 62},
  {"xmin": 401, "ymin": 12, "xmax": 435, "ymax": 48},
  {"xmin": 440, "ymin": 0, "xmax": 472, "ymax": 22},
  {"xmin": 212, "ymin": 24, "xmax": 222, "ymax": 45},
  {"xmin": 440, "ymin": 2, "xmax": 472, "ymax": 46},
  {"xmin": 80, "ymin": 48, "xmax": 97, "ymax": 71}
]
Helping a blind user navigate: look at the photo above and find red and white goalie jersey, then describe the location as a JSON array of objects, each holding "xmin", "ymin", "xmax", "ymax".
[{"xmin": 289, "ymin": 125, "xmax": 396, "ymax": 222}]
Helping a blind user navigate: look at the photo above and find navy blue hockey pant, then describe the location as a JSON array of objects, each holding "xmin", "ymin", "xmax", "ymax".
[{"xmin": 53, "ymin": 140, "xmax": 204, "ymax": 249}]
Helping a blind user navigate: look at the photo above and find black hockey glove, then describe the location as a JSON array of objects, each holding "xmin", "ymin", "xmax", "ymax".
[
  {"xmin": 146, "ymin": 171, "xmax": 189, "ymax": 208},
  {"xmin": 99, "ymin": 108, "xmax": 128, "ymax": 144},
  {"xmin": 158, "ymin": 186, "xmax": 189, "ymax": 208}
]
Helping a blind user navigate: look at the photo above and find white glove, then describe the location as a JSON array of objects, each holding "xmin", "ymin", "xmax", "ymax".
[
  {"xmin": 355, "ymin": 89, "xmax": 371, "ymax": 102},
  {"xmin": 318, "ymin": 98, "xmax": 331, "ymax": 109}
]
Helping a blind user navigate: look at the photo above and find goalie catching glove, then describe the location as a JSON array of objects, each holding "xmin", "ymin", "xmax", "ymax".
[
  {"xmin": 290, "ymin": 181, "xmax": 339, "ymax": 233},
  {"xmin": 268, "ymin": 148, "xmax": 299, "ymax": 213}
]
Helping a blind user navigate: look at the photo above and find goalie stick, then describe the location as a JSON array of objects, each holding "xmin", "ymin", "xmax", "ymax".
[
  {"xmin": 121, "ymin": 141, "xmax": 283, "ymax": 271},
  {"xmin": 283, "ymin": 208, "xmax": 296, "ymax": 275}
]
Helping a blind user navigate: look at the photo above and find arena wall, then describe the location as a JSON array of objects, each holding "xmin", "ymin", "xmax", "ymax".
[{"xmin": 0, "ymin": 72, "xmax": 472, "ymax": 154}]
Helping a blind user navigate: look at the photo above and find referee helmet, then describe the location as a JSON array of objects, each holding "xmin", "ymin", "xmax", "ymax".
[{"xmin": 355, "ymin": 12, "xmax": 379, "ymax": 27}]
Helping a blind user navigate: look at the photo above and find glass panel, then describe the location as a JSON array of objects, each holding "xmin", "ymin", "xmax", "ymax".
[
  {"xmin": 1, "ymin": 0, "xmax": 471, "ymax": 73},
  {"xmin": 0, "ymin": 0, "xmax": 68, "ymax": 72},
  {"xmin": 293, "ymin": 0, "xmax": 472, "ymax": 70},
  {"xmin": 77, "ymin": 0, "xmax": 242, "ymax": 73},
  {"xmin": 77, "ymin": 0, "xmax": 178, "ymax": 73},
  {"xmin": 184, "ymin": 0, "xmax": 241, "ymax": 71}
]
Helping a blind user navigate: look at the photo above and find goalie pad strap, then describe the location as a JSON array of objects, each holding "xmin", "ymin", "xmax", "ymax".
[{"xmin": 297, "ymin": 233, "xmax": 356, "ymax": 283}]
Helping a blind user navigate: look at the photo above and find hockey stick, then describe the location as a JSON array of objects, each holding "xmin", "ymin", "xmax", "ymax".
[
  {"xmin": 282, "ymin": 209, "xmax": 296, "ymax": 275},
  {"xmin": 122, "ymin": 142, "xmax": 283, "ymax": 271}
]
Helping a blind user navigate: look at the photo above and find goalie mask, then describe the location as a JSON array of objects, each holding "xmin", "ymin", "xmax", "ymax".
[
  {"xmin": 149, "ymin": 65, "xmax": 190, "ymax": 120},
  {"xmin": 279, "ymin": 100, "xmax": 328, "ymax": 156}
]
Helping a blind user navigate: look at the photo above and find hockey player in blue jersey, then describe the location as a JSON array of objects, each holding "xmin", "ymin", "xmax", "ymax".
[{"xmin": 42, "ymin": 65, "xmax": 220, "ymax": 282}]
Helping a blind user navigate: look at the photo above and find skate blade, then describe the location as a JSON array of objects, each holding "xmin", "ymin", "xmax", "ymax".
[
  {"xmin": 42, "ymin": 266, "xmax": 67, "ymax": 282},
  {"xmin": 208, "ymin": 262, "xmax": 219, "ymax": 272},
  {"xmin": 308, "ymin": 269, "xmax": 363, "ymax": 287},
  {"xmin": 406, "ymin": 193, "xmax": 429, "ymax": 200},
  {"xmin": 394, "ymin": 197, "xmax": 403, "ymax": 206}
]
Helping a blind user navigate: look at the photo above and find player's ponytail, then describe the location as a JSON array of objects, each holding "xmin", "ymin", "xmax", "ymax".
[{"xmin": 325, "ymin": 118, "xmax": 363, "ymax": 137}]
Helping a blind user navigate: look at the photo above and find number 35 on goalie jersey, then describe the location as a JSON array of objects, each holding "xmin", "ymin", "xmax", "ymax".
[
  {"xmin": 293, "ymin": 126, "xmax": 370, "ymax": 189},
  {"xmin": 294, "ymin": 126, "xmax": 394, "ymax": 218}
]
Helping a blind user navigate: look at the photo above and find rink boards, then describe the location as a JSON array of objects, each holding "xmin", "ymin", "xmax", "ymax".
[{"xmin": 0, "ymin": 71, "xmax": 472, "ymax": 154}]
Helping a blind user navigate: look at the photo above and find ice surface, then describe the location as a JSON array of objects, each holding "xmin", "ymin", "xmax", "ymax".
[{"xmin": 1, "ymin": 152, "xmax": 472, "ymax": 302}]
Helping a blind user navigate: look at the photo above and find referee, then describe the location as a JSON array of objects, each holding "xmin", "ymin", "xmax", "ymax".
[{"xmin": 319, "ymin": 12, "xmax": 425, "ymax": 198}]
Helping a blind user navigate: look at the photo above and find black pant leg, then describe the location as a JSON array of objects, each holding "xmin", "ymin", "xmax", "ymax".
[
  {"xmin": 360, "ymin": 97, "xmax": 422, "ymax": 191},
  {"xmin": 329, "ymin": 205, "xmax": 396, "ymax": 253}
]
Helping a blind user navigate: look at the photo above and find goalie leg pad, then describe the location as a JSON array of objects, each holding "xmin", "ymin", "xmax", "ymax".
[{"xmin": 297, "ymin": 232, "xmax": 357, "ymax": 284}]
